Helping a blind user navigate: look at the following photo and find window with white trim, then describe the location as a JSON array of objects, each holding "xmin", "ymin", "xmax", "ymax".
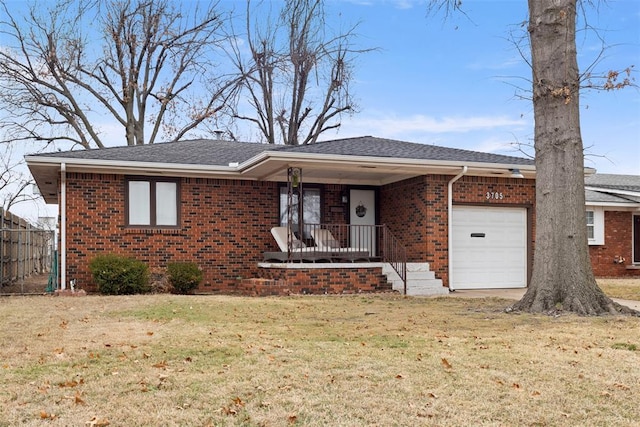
[
  {"xmin": 586, "ymin": 210, "xmax": 595, "ymax": 240},
  {"xmin": 127, "ymin": 178, "xmax": 179, "ymax": 227},
  {"xmin": 586, "ymin": 207, "xmax": 605, "ymax": 245}
]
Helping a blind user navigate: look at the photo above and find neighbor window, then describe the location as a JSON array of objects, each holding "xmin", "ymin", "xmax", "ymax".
[
  {"xmin": 586, "ymin": 210, "xmax": 595, "ymax": 240},
  {"xmin": 279, "ymin": 186, "xmax": 321, "ymax": 238},
  {"xmin": 127, "ymin": 178, "xmax": 179, "ymax": 227},
  {"xmin": 586, "ymin": 207, "xmax": 605, "ymax": 245}
]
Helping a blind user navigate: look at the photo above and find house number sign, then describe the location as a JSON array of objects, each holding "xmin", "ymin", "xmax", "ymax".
[{"xmin": 486, "ymin": 191, "xmax": 505, "ymax": 200}]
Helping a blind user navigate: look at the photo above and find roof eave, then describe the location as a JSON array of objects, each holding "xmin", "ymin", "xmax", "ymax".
[
  {"xmin": 586, "ymin": 201, "xmax": 640, "ymax": 209},
  {"xmin": 26, "ymin": 156, "xmax": 248, "ymax": 204},
  {"xmin": 240, "ymin": 151, "xmax": 538, "ymax": 179},
  {"xmin": 585, "ymin": 186, "xmax": 640, "ymax": 198},
  {"xmin": 25, "ymin": 156, "xmax": 242, "ymax": 175}
]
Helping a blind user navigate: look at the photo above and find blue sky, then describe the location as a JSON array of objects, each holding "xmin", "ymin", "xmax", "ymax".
[
  {"xmin": 318, "ymin": 0, "xmax": 639, "ymax": 174},
  {"xmin": 3, "ymin": 0, "xmax": 640, "ymax": 221}
]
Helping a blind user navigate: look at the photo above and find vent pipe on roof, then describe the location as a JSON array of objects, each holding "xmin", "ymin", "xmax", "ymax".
[{"xmin": 447, "ymin": 166, "xmax": 467, "ymax": 292}]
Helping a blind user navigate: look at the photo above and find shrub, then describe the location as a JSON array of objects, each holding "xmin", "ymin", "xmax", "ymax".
[
  {"xmin": 167, "ymin": 262, "xmax": 203, "ymax": 294},
  {"xmin": 148, "ymin": 267, "xmax": 171, "ymax": 294},
  {"xmin": 89, "ymin": 254, "xmax": 150, "ymax": 295}
]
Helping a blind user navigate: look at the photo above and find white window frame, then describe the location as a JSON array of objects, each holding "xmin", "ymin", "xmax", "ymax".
[{"xmin": 586, "ymin": 206, "xmax": 605, "ymax": 245}]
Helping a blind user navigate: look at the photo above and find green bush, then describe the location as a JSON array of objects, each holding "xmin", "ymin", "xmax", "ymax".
[
  {"xmin": 167, "ymin": 262, "xmax": 203, "ymax": 294},
  {"xmin": 89, "ymin": 254, "xmax": 150, "ymax": 295}
]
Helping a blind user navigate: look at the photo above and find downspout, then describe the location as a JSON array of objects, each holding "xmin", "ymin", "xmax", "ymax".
[
  {"xmin": 447, "ymin": 166, "xmax": 467, "ymax": 292},
  {"xmin": 60, "ymin": 163, "xmax": 66, "ymax": 290}
]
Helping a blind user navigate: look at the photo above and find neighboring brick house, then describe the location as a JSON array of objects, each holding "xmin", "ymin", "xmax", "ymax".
[
  {"xmin": 26, "ymin": 136, "xmax": 539, "ymax": 295},
  {"xmin": 585, "ymin": 174, "xmax": 640, "ymax": 277}
]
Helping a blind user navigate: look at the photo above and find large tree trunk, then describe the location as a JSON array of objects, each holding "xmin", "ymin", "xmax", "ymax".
[{"xmin": 511, "ymin": 0, "xmax": 636, "ymax": 315}]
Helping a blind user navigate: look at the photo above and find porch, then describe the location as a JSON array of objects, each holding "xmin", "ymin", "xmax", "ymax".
[{"xmin": 256, "ymin": 223, "xmax": 447, "ymax": 296}]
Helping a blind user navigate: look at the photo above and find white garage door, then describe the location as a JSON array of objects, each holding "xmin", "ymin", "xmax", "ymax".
[{"xmin": 452, "ymin": 206, "xmax": 527, "ymax": 290}]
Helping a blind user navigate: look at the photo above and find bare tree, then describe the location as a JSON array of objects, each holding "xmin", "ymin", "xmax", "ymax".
[
  {"xmin": 510, "ymin": 0, "xmax": 635, "ymax": 315},
  {"xmin": 429, "ymin": 0, "xmax": 637, "ymax": 315},
  {"xmin": 0, "ymin": 0, "xmax": 241, "ymax": 149},
  {"xmin": 227, "ymin": 0, "xmax": 370, "ymax": 145},
  {"xmin": 0, "ymin": 144, "xmax": 38, "ymax": 212}
]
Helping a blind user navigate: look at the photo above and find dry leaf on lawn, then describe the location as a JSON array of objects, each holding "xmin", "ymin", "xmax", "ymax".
[
  {"xmin": 441, "ymin": 358, "xmax": 453, "ymax": 370},
  {"xmin": 86, "ymin": 416, "xmax": 110, "ymax": 426}
]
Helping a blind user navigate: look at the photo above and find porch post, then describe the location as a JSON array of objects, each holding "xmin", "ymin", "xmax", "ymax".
[{"xmin": 287, "ymin": 167, "xmax": 303, "ymax": 256}]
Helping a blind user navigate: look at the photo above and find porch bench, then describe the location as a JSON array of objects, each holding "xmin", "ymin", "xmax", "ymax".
[
  {"xmin": 263, "ymin": 251, "xmax": 335, "ymax": 263},
  {"xmin": 327, "ymin": 250, "xmax": 370, "ymax": 262},
  {"xmin": 262, "ymin": 250, "xmax": 370, "ymax": 263}
]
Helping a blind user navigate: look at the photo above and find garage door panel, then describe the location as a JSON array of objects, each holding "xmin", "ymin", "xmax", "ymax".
[{"xmin": 452, "ymin": 206, "xmax": 527, "ymax": 289}]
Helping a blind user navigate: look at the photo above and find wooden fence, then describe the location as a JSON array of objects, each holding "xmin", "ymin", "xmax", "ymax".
[{"xmin": 0, "ymin": 209, "xmax": 55, "ymax": 288}]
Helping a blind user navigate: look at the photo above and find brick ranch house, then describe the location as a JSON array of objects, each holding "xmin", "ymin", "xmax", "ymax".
[
  {"xmin": 585, "ymin": 174, "xmax": 640, "ymax": 277},
  {"xmin": 26, "ymin": 136, "xmax": 544, "ymax": 295}
]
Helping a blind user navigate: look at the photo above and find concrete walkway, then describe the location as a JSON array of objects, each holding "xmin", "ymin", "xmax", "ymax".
[{"xmin": 446, "ymin": 288, "xmax": 640, "ymax": 311}]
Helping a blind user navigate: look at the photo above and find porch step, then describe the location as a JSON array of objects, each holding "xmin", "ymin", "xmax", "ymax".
[{"xmin": 382, "ymin": 263, "xmax": 448, "ymax": 296}]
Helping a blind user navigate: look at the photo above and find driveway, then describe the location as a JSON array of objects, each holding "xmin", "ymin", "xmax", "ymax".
[{"xmin": 447, "ymin": 288, "xmax": 640, "ymax": 311}]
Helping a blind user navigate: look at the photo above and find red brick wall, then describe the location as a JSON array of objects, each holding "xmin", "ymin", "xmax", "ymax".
[
  {"xmin": 63, "ymin": 171, "xmax": 537, "ymax": 293},
  {"xmin": 254, "ymin": 266, "xmax": 392, "ymax": 295},
  {"xmin": 65, "ymin": 173, "xmax": 281, "ymax": 292},
  {"xmin": 380, "ymin": 175, "xmax": 536, "ymax": 286},
  {"xmin": 379, "ymin": 176, "xmax": 432, "ymax": 261},
  {"xmin": 322, "ymin": 184, "xmax": 349, "ymax": 224},
  {"xmin": 589, "ymin": 211, "xmax": 639, "ymax": 277}
]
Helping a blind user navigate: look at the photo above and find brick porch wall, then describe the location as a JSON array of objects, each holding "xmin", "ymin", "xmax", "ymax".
[
  {"xmin": 380, "ymin": 175, "xmax": 536, "ymax": 287},
  {"xmin": 252, "ymin": 266, "xmax": 392, "ymax": 295},
  {"xmin": 64, "ymin": 173, "xmax": 281, "ymax": 292},
  {"xmin": 589, "ymin": 211, "xmax": 639, "ymax": 277}
]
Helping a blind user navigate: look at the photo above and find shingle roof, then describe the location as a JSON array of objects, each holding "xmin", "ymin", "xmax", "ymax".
[
  {"xmin": 32, "ymin": 136, "xmax": 534, "ymax": 166},
  {"xmin": 585, "ymin": 189, "xmax": 638, "ymax": 204},
  {"xmin": 281, "ymin": 136, "xmax": 534, "ymax": 164},
  {"xmin": 585, "ymin": 173, "xmax": 640, "ymax": 192},
  {"xmin": 584, "ymin": 174, "xmax": 640, "ymax": 205},
  {"xmin": 34, "ymin": 139, "xmax": 272, "ymax": 166}
]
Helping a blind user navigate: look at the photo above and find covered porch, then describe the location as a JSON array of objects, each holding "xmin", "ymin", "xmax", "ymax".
[
  {"xmin": 248, "ymin": 156, "xmax": 532, "ymax": 296},
  {"xmin": 260, "ymin": 223, "xmax": 412, "ymax": 294}
]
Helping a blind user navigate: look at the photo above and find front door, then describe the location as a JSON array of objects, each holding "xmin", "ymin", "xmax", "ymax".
[{"xmin": 349, "ymin": 189, "xmax": 376, "ymax": 256}]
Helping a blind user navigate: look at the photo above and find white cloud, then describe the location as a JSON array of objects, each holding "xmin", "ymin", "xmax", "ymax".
[
  {"xmin": 339, "ymin": 112, "xmax": 527, "ymax": 138},
  {"xmin": 338, "ymin": 0, "xmax": 418, "ymax": 9},
  {"xmin": 469, "ymin": 134, "xmax": 534, "ymax": 157},
  {"xmin": 467, "ymin": 55, "xmax": 524, "ymax": 71}
]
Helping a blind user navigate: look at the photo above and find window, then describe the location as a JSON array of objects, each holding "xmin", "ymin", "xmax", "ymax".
[
  {"xmin": 127, "ymin": 178, "xmax": 179, "ymax": 227},
  {"xmin": 279, "ymin": 186, "xmax": 321, "ymax": 238},
  {"xmin": 586, "ymin": 210, "xmax": 595, "ymax": 240},
  {"xmin": 586, "ymin": 207, "xmax": 604, "ymax": 245}
]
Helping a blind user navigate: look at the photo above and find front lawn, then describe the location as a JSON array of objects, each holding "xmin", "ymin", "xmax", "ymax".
[{"xmin": 1, "ymin": 290, "xmax": 638, "ymax": 426}]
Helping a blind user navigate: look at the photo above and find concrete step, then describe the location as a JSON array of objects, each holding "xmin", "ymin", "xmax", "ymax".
[
  {"xmin": 382, "ymin": 262, "xmax": 448, "ymax": 296},
  {"xmin": 406, "ymin": 270, "xmax": 437, "ymax": 280},
  {"xmin": 405, "ymin": 278, "xmax": 447, "ymax": 296}
]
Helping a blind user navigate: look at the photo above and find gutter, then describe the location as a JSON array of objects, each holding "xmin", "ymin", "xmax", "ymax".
[
  {"xmin": 242, "ymin": 150, "xmax": 537, "ymax": 174},
  {"xmin": 447, "ymin": 166, "xmax": 467, "ymax": 292},
  {"xmin": 25, "ymin": 156, "xmax": 242, "ymax": 175},
  {"xmin": 584, "ymin": 186, "xmax": 640, "ymax": 199},
  {"xmin": 60, "ymin": 163, "xmax": 66, "ymax": 291}
]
